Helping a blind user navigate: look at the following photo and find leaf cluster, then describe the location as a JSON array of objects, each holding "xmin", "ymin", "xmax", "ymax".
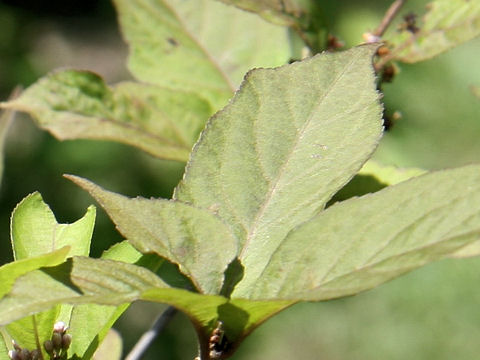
[{"xmin": 0, "ymin": 1, "xmax": 479, "ymax": 360}]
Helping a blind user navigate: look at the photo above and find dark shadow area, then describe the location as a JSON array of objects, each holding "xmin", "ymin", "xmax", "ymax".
[
  {"xmin": 220, "ymin": 257, "xmax": 244, "ymax": 298},
  {"xmin": 40, "ymin": 258, "xmax": 83, "ymax": 293},
  {"xmin": 327, "ymin": 174, "xmax": 388, "ymax": 207}
]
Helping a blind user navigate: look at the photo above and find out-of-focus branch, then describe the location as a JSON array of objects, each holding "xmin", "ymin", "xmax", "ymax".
[{"xmin": 125, "ymin": 306, "xmax": 178, "ymax": 360}]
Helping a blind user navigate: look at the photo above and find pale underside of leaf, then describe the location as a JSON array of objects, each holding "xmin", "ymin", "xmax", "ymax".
[
  {"xmin": 386, "ymin": 0, "xmax": 480, "ymax": 63},
  {"xmin": 1, "ymin": 70, "xmax": 212, "ymax": 162},
  {"xmin": 249, "ymin": 164, "xmax": 480, "ymax": 300},
  {"xmin": 174, "ymin": 44, "xmax": 383, "ymax": 296},
  {"xmin": 67, "ymin": 175, "xmax": 239, "ymax": 295}
]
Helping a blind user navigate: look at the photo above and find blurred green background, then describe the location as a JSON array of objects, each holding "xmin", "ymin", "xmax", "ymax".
[{"xmin": 0, "ymin": 0, "xmax": 479, "ymax": 359}]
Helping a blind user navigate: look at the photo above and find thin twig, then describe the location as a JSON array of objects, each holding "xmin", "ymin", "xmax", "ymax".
[
  {"xmin": 125, "ymin": 306, "xmax": 178, "ymax": 360},
  {"xmin": 373, "ymin": 0, "xmax": 407, "ymax": 37}
]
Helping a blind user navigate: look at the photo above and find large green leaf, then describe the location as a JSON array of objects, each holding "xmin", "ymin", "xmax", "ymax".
[
  {"xmin": 0, "ymin": 257, "xmax": 292, "ymax": 359},
  {"xmin": 66, "ymin": 175, "xmax": 239, "ymax": 295},
  {"xmin": 175, "ymin": 44, "xmax": 383, "ymax": 294},
  {"xmin": 385, "ymin": 0, "xmax": 480, "ymax": 63},
  {"xmin": 1, "ymin": 71, "xmax": 212, "ymax": 162},
  {"xmin": 11, "ymin": 192, "xmax": 95, "ymax": 260},
  {"xmin": 113, "ymin": 0, "xmax": 291, "ymax": 110},
  {"xmin": 247, "ymin": 164, "xmax": 480, "ymax": 300}
]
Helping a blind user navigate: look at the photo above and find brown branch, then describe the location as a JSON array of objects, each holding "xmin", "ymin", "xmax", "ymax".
[{"xmin": 373, "ymin": 0, "xmax": 407, "ymax": 37}]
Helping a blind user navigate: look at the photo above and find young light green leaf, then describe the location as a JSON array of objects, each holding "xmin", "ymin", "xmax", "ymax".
[
  {"xmin": 247, "ymin": 164, "xmax": 480, "ymax": 300},
  {"xmin": 175, "ymin": 44, "xmax": 383, "ymax": 294},
  {"xmin": 0, "ymin": 248, "xmax": 70, "ymax": 299},
  {"xmin": 6, "ymin": 309, "xmax": 60, "ymax": 357},
  {"xmin": 65, "ymin": 242, "xmax": 141, "ymax": 360},
  {"xmin": 11, "ymin": 191, "xmax": 95, "ymax": 260},
  {"xmin": 68, "ymin": 304, "xmax": 128, "ymax": 360},
  {"xmin": 113, "ymin": 0, "xmax": 291, "ymax": 109},
  {"xmin": 8, "ymin": 193, "xmax": 94, "ymax": 358},
  {"xmin": 1, "ymin": 71, "xmax": 212, "ymax": 162},
  {"xmin": 0, "ymin": 256, "xmax": 293, "ymax": 359},
  {"xmin": 67, "ymin": 175, "xmax": 239, "ymax": 295},
  {"xmin": 385, "ymin": 0, "xmax": 480, "ymax": 63}
]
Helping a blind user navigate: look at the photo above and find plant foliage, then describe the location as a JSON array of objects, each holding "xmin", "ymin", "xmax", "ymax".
[{"xmin": 0, "ymin": 0, "xmax": 479, "ymax": 359}]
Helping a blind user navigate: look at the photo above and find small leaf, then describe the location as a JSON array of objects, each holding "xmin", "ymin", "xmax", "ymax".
[
  {"xmin": 11, "ymin": 192, "xmax": 95, "ymax": 260},
  {"xmin": 1, "ymin": 71, "xmax": 212, "ymax": 162},
  {"xmin": 8, "ymin": 193, "xmax": 94, "ymax": 358},
  {"xmin": 175, "ymin": 44, "xmax": 383, "ymax": 294},
  {"xmin": 386, "ymin": 0, "xmax": 480, "ymax": 63},
  {"xmin": 113, "ymin": 0, "xmax": 291, "ymax": 109},
  {"xmin": 67, "ymin": 175, "xmax": 239, "ymax": 295},
  {"xmin": 248, "ymin": 164, "xmax": 480, "ymax": 300}
]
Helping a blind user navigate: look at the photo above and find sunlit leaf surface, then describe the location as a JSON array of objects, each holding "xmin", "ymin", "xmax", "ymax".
[{"xmin": 175, "ymin": 44, "xmax": 383, "ymax": 294}]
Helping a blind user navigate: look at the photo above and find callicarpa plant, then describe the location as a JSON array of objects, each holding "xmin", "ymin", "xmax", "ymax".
[{"xmin": 0, "ymin": 0, "xmax": 479, "ymax": 359}]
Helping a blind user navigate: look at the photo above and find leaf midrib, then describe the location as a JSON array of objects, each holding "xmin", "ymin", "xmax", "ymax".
[{"xmin": 238, "ymin": 51, "xmax": 364, "ymax": 263}]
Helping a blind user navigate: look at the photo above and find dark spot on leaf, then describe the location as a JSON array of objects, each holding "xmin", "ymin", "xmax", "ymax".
[{"xmin": 167, "ymin": 37, "xmax": 179, "ymax": 46}]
